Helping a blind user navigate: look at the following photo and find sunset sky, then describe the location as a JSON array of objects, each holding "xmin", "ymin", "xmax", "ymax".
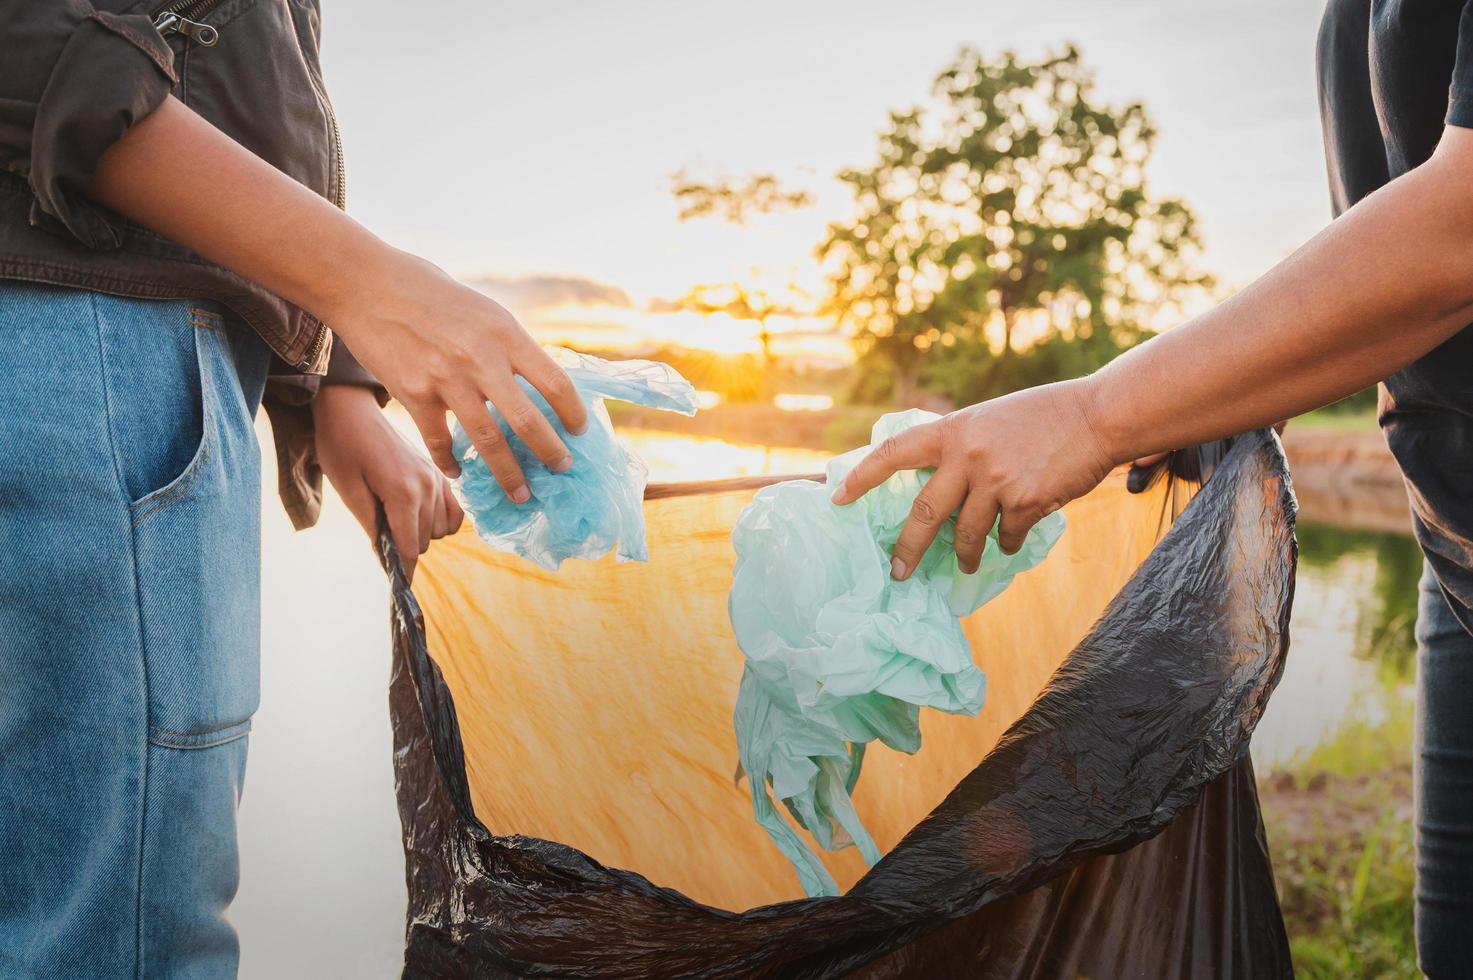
[{"xmin": 321, "ymin": 0, "xmax": 1330, "ymax": 358}]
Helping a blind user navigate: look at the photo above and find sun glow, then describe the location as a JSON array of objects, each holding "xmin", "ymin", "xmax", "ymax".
[{"xmin": 520, "ymin": 302, "xmax": 853, "ymax": 364}]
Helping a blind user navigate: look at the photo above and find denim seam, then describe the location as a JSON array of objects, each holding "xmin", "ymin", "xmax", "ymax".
[
  {"xmin": 130, "ymin": 439, "xmax": 211, "ymax": 527},
  {"xmin": 147, "ymin": 720, "xmax": 252, "ymax": 750},
  {"xmin": 84, "ymin": 290, "xmax": 151, "ymax": 980},
  {"xmin": 148, "ymin": 718, "xmax": 253, "ymax": 739},
  {"xmin": 129, "ymin": 320, "xmax": 216, "ymax": 527},
  {"xmin": 187, "ymin": 307, "xmax": 224, "ymax": 332}
]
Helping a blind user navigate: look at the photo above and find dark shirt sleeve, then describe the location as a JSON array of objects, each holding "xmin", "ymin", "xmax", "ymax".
[
  {"xmin": 1450, "ymin": 1, "xmax": 1473, "ymax": 127},
  {"xmin": 0, "ymin": 2, "xmax": 176, "ymax": 249},
  {"xmin": 1317, "ymin": 0, "xmax": 1390, "ymax": 216}
]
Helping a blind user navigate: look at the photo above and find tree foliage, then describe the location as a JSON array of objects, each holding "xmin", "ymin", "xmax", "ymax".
[
  {"xmin": 670, "ymin": 171, "xmax": 815, "ymax": 225},
  {"xmin": 818, "ymin": 46, "xmax": 1212, "ymax": 405}
]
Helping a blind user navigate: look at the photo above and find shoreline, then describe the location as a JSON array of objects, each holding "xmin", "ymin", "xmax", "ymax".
[{"xmin": 612, "ymin": 403, "xmax": 1411, "ymax": 535}]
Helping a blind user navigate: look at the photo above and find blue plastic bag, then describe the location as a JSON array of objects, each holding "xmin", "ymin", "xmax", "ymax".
[
  {"xmin": 729, "ymin": 409, "xmax": 1067, "ymax": 896},
  {"xmin": 452, "ymin": 349, "xmax": 698, "ymax": 570}
]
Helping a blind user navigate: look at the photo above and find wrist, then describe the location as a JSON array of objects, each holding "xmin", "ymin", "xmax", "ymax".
[
  {"xmin": 309, "ymin": 238, "xmax": 420, "ymax": 335},
  {"xmin": 316, "ymin": 245, "xmax": 455, "ymax": 347},
  {"xmin": 1074, "ymin": 371, "xmax": 1131, "ymax": 469},
  {"xmin": 312, "ymin": 381, "xmax": 381, "ymax": 419}
]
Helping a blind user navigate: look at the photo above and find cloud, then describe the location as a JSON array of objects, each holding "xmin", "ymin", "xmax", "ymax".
[{"xmin": 467, "ymin": 274, "xmax": 633, "ymax": 312}]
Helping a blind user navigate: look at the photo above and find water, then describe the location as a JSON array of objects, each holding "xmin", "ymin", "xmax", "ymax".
[
  {"xmin": 1253, "ymin": 522, "xmax": 1420, "ymax": 770},
  {"xmin": 233, "ymin": 425, "xmax": 1420, "ymax": 976}
]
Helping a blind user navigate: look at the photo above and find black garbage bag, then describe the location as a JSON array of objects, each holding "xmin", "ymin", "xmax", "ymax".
[{"xmin": 378, "ymin": 428, "xmax": 1296, "ymax": 978}]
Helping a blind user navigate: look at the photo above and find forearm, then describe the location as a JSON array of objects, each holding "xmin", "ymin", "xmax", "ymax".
[
  {"xmin": 87, "ymin": 94, "xmax": 588, "ymax": 493},
  {"xmin": 87, "ymin": 95, "xmax": 395, "ymax": 331},
  {"xmin": 1090, "ymin": 126, "xmax": 1473, "ymax": 462}
]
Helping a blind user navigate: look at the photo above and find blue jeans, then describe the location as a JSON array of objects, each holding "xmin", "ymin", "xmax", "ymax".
[
  {"xmin": 1417, "ymin": 562, "xmax": 1473, "ymax": 977},
  {"xmin": 0, "ymin": 283, "xmax": 268, "ymax": 978}
]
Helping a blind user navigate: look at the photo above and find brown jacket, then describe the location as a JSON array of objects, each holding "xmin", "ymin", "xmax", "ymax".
[{"xmin": 0, "ymin": 0, "xmax": 381, "ymax": 529}]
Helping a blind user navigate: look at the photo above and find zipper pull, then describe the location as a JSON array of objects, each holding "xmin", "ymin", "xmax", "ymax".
[{"xmin": 154, "ymin": 12, "xmax": 220, "ymax": 46}]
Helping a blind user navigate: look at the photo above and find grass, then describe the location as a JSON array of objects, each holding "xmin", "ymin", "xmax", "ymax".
[
  {"xmin": 1275, "ymin": 806, "xmax": 1417, "ymax": 980},
  {"xmin": 1260, "ymin": 679, "xmax": 1418, "ymax": 979},
  {"xmin": 1293, "ymin": 404, "xmax": 1380, "ymax": 434}
]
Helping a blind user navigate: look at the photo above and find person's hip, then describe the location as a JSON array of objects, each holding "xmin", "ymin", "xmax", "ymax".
[{"xmin": 0, "ymin": 281, "xmax": 269, "ymax": 978}]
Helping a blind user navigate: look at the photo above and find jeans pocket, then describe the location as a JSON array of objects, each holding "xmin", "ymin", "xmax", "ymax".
[
  {"xmin": 96, "ymin": 298, "xmax": 264, "ymax": 741},
  {"xmin": 93, "ymin": 297, "xmax": 215, "ymax": 521}
]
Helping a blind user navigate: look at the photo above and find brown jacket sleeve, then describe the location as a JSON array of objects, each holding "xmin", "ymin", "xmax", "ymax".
[
  {"xmin": 262, "ymin": 335, "xmax": 388, "ymax": 531},
  {"xmin": 0, "ymin": 2, "xmax": 177, "ymax": 248},
  {"xmin": 323, "ymin": 335, "xmax": 386, "ymax": 392}
]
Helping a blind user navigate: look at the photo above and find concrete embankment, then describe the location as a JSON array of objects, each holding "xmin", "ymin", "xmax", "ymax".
[{"xmin": 1281, "ymin": 428, "xmax": 1409, "ymax": 534}]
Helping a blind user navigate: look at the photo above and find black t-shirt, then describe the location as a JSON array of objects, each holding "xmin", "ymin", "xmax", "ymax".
[{"xmin": 1318, "ymin": 0, "xmax": 1473, "ymax": 633}]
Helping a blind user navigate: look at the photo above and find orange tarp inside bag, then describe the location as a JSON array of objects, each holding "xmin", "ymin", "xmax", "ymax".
[
  {"xmin": 388, "ymin": 432, "xmax": 1294, "ymax": 977},
  {"xmin": 414, "ymin": 468, "xmax": 1176, "ymax": 911}
]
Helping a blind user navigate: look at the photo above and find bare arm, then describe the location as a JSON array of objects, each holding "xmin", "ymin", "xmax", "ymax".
[
  {"xmin": 89, "ymin": 95, "xmax": 587, "ymax": 501},
  {"xmin": 834, "ymin": 126, "xmax": 1473, "ymax": 577},
  {"xmin": 1090, "ymin": 126, "xmax": 1473, "ymax": 457}
]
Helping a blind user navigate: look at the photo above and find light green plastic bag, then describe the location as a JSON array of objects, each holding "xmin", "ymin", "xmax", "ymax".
[{"xmin": 729, "ymin": 409, "xmax": 1066, "ymax": 897}]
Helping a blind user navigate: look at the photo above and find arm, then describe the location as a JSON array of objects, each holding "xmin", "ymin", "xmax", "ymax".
[
  {"xmin": 88, "ymin": 95, "xmax": 587, "ymax": 500},
  {"xmin": 833, "ymin": 125, "xmax": 1473, "ymax": 577}
]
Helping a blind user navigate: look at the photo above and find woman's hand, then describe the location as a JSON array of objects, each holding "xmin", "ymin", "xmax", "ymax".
[
  {"xmin": 312, "ymin": 385, "xmax": 463, "ymax": 581},
  {"xmin": 324, "ymin": 252, "xmax": 588, "ymax": 502},
  {"xmin": 830, "ymin": 378, "xmax": 1117, "ymax": 578}
]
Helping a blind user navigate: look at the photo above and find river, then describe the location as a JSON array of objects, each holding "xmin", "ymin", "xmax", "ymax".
[{"xmin": 232, "ymin": 426, "xmax": 1420, "ymax": 977}]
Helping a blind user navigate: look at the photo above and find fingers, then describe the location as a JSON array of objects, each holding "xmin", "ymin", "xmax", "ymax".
[
  {"xmin": 889, "ymin": 468, "xmax": 966, "ymax": 581},
  {"xmin": 416, "ymin": 480, "xmax": 433, "ymax": 556},
  {"xmin": 383, "ymin": 469, "xmax": 463, "ymax": 583},
  {"xmin": 450, "ymin": 395, "xmax": 530, "ymax": 503},
  {"xmin": 1133, "ymin": 451, "xmax": 1168, "ymax": 467},
  {"xmin": 953, "ymin": 490, "xmax": 1000, "ymax": 575},
  {"xmin": 831, "ymin": 422, "xmax": 943, "ymax": 506},
  {"xmin": 518, "ymin": 345, "xmax": 588, "ymax": 436},
  {"xmin": 384, "ymin": 489, "xmax": 424, "ymax": 583},
  {"xmin": 997, "ymin": 501, "xmax": 1053, "ymax": 556},
  {"xmin": 433, "ymin": 479, "xmax": 464, "ymax": 539},
  {"xmin": 483, "ymin": 372, "xmax": 573, "ymax": 473},
  {"xmin": 404, "ymin": 401, "xmax": 460, "ymax": 478}
]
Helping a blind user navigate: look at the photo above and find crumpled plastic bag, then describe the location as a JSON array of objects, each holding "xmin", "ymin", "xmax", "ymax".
[
  {"xmin": 452, "ymin": 348, "xmax": 698, "ymax": 570},
  {"xmin": 730, "ymin": 409, "xmax": 1067, "ymax": 897}
]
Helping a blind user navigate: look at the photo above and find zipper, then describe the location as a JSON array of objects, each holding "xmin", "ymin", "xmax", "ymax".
[
  {"xmin": 320, "ymin": 85, "xmax": 346, "ymax": 210},
  {"xmin": 299, "ymin": 35, "xmax": 345, "ymax": 369},
  {"xmin": 152, "ymin": 0, "xmax": 227, "ymax": 46},
  {"xmin": 295, "ymin": 316, "xmax": 330, "ymax": 372},
  {"xmin": 302, "ymin": 65, "xmax": 346, "ymax": 211},
  {"xmin": 148, "ymin": 0, "xmax": 340, "ymax": 370}
]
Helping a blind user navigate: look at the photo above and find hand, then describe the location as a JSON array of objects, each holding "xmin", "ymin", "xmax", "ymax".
[
  {"xmin": 830, "ymin": 379, "xmax": 1116, "ymax": 578},
  {"xmin": 325, "ymin": 251, "xmax": 588, "ymax": 502},
  {"xmin": 313, "ymin": 385, "xmax": 463, "ymax": 581}
]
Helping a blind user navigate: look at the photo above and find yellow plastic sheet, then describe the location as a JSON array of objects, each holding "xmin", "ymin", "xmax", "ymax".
[{"xmin": 414, "ymin": 467, "xmax": 1176, "ymax": 912}]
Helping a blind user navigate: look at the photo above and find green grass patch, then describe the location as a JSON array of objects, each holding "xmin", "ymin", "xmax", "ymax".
[
  {"xmin": 1293, "ymin": 404, "xmax": 1380, "ymax": 433},
  {"xmin": 1262, "ymin": 676, "xmax": 1417, "ymax": 978},
  {"xmin": 1273, "ymin": 802, "xmax": 1417, "ymax": 980}
]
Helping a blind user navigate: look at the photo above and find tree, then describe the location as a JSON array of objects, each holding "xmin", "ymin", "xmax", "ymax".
[
  {"xmin": 818, "ymin": 46, "xmax": 1212, "ymax": 405},
  {"xmin": 668, "ymin": 278, "xmax": 809, "ymax": 370},
  {"xmin": 669, "ymin": 171, "xmax": 816, "ymax": 380},
  {"xmin": 670, "ymin": 171, "xmax": 814, "ymax": 225}
]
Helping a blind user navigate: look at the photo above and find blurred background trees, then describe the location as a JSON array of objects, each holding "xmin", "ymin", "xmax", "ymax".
[
  {"xmin": 670, "ymin": 171, "xmax": 815, "ymax": 225},
  {"xmin": 818, "ymin": 46, "xmax": 1213, "ymax": 408}
]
